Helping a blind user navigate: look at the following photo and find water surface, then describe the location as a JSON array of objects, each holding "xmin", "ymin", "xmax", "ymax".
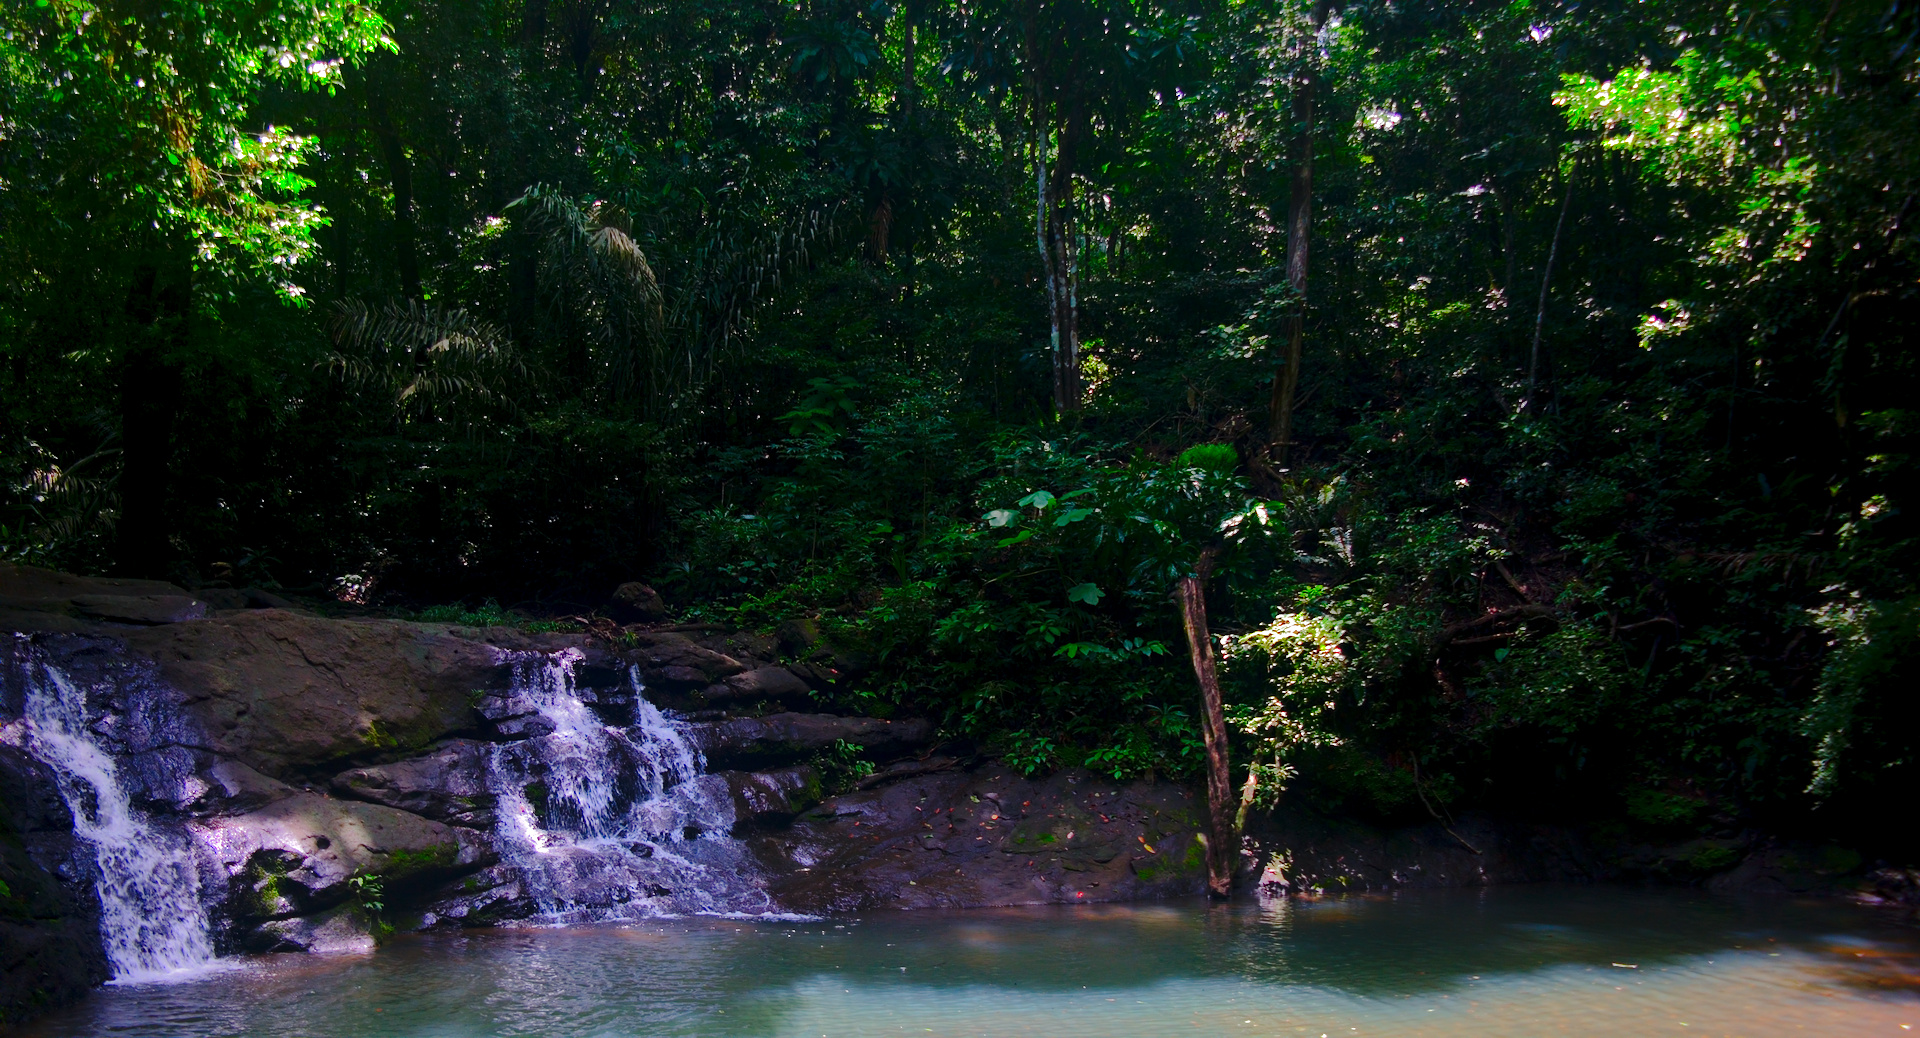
[{"xmin": 22, "ymin": 886, "xmax": 1918, "ymax": 1037}]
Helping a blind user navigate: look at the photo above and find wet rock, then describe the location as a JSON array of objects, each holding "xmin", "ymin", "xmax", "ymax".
[
  {"xmin": 607, "ymin": 582, "xmax": 668, "ymax": 624},
  {"xmin": 1852, "ymin": 867, "xmax": 1920, "ymax": 925},
  {"xmin": 628, "ymin": 633, "xmax": 747, "ymax": 690},
  {"xmin": 717, "ymin": 766, "xmax": 823, "ymax": 829},
  {"xmin": 411, "ymin": 864, "xmax": 532, "ymax": 929},
  {"xmin": 702, "ymin": 666, "xmax": 814, "ymax": 708},
  {"xmin": 184, "ymin": 757, "xmax": 298, "ymax": 816},
  {"xmin": 195, "ymin": 793, "xmax": 495, "ymax": 919},
  {"xmin": 472, "ymin": 692, "xmax": 553, "ymax": 739},
  {"xmin": 244, "ymin": 902, "xmax": 375, "ymax": 955},
  {"xmin": 116, "ymin": 610, "xmax": 505, "ymax": 780},
  {"xmin": 331, "ymin": 740, "xmax": 496, "ymax": 829},
  {"xmin": 691, "ymin": 713, "xmax": 933, "ymax": 768},
  {"xmin": 0, "ymin": 744, "xmax": 109, "ymax": 1026}
]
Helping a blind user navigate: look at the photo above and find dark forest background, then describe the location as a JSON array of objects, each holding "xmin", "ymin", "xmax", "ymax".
[{"xmin": 4, "ymin": 0, "xmax": 1917, "ymax": 856}]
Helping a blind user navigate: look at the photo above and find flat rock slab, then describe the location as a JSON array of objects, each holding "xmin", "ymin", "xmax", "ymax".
[
  {"xmin": 69, "ymin": 594, "xmax": 209, "ymax": 625},
  {"xmin": 0, "ymin": 564, "xmax": 205, "ymax": 634},
  {"xmin": 119, "ymin": 611, "xmax": 506, "ymax": 780}
]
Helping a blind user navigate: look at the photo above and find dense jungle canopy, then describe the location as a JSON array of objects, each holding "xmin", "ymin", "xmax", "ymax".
[{"xmin": 3, "ymin": 0, "xmax": 1917, "ymax": 856}]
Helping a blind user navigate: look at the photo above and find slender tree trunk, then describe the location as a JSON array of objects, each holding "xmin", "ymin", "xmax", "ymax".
[
  {"xmin": 1527, "ymin": 167, "xmax": 1574, "ymax": 412},
  {"xmin": 369, "ymin": 86, "xmax": 421, "ymax": 303},
  {"xmin": 900, "ymin": 3, "xmax": 916, "ymax": 122},
  {"xmin": 1037, "ymin": 133, "xmax": 1064, "ymax": 410},
  {"xmin": 1177, "ymin": 551, "xmax": 1234, "ymax": 899},
  {"xmin": 115, "ymin": 246, "xmax": 189, "ymax": 578},
  {"xmin": 506, "ymin": 0, "xmax": 547, "ymax": 344},
  {"xmin": 1269, "ymin": 3, "xmax": 1327, "ymax": 463},
  {"xmin": 1049, "ymin": 117, "xmax": 1082, "ymax": 413}
]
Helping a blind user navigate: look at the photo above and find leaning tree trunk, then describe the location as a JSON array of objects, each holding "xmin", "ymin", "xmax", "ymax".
[
  {"xmin": 1176, "ymin": 551, "xmax": 1234, "ymax": 899},
  {"xmin": 1526, "ymin": 166, "xmax": 1575, "ymax": 413},
  {"xmin": 1269, "ymin": 2, "xmax": 1329, "ymax": 464}
]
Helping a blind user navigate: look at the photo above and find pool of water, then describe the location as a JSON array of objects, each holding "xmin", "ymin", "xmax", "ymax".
[{"xmin": 20, "ymin": 886, "xmax": 1918, "ymax": 1037}]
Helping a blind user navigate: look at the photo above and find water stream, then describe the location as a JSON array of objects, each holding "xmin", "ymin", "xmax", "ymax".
[
  {"xmin": 6, "ymin": 637, "xmax": 219, "ymax": 983},
  {"xmin": 485, "ymin": 650, "xmax": 777, "ymax": 922},
  {"xmin": 16, "ymin": 886, "xmax": 1916, "ymax": 1037}
]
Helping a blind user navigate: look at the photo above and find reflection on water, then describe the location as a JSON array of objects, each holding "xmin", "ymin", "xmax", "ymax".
[{"xmin": 21, "ymin": 886, "xmax": 1919, "ymax": 1037}]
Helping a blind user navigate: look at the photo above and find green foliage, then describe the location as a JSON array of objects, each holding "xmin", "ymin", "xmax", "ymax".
[
  {"xmin": 2, "ymin": 0, "xmax": 1917, "ymax": 852},
  {"xmin": 345, "ymin": 872, "xmax": 385, "ymax": 916},
  {"xmin": 1623, "ymin": 787, "xmax": 1706, "ymax": 830},
  {"xmin": 1802, "ymin": 594, "xmax": 1920, "ymax": 799},
  {"xmin": 809, "ymin": 738, "xmax": 876, "ymax": 795}
]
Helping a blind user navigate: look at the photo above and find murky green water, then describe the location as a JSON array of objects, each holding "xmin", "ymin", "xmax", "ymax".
[{"xmin": 21, "ymin": 887, "xmax": 1918, "ymax": 1037}]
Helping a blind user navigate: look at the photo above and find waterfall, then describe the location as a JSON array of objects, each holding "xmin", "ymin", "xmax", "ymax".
[
  {"xmin": 8, "ymin": 637, "xmax": 219, "ymax": 982},
  {"xmin": 487, "ymin": 649, "xmax": 777, "ymax": 921}
]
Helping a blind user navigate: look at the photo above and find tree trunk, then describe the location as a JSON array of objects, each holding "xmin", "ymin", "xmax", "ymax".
[
  {"xmin": 1035, "ymin": 125, "xmax": 1082, "ymax": 412},
  {"xmin": 1037, "ymin": 134, "xmax": 1064, "ymax": 409},
  {"xmin": 1268, "ymin": 5, "xmax": 1327, "ymax": 463},
  {"xmin": 115, "ymin": 249, "xmax": 189, "ymax": 578},
  {"xmin": 1054, "ymin": 111, "xmax": 1083, "ymax": 412},
  {"xmin": 1526, "ymin": 166, "xmax": 1575, "ymax": 413},
  {"xmin": 1177, "ymin": 552, "xmax": 1234, "ymax": 899},
  {"xmin": 369, "ymin": 86, "xmax": 421, "ymax": 303}
]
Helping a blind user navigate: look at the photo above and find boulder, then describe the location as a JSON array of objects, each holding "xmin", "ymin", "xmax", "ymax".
[
  {"xmin": 244, "ymin": 902, "xmax": 376, "ymax": 955},
  {"xmin": 0, "ymin": 744, "xmax": 109, "ymax": 1026},
  {"xmin": 183, "ymin": 757, "xmax": 299, "ymax": 816},
  {"xmin": 717, "ymin": 766, "xmax": 823, "ymax": 828},
  {"xmin": 332, "ymin": 740, "xmax": 496, "ymax": 829},
  {"xmin": 194, "ymin": 793, "xmax": 495, "ymax": 920},
  {"xmin": 627, "ymin": 632, "xmax": 747, "ymax": 690},
  {"xmin": 607, "ymin": 582, "xmax": 668, "ymax": 624},
  {"xmin": 471, "ymin": 691, "xmax": 552, "ymax": 739},
  {"xmin": 691, "ymin": 713, "xmax": 933, "ymax": 768},
  {"xmin": 703, "ymin": 666, "xmax": 814, "ymax": 708},
  {"xmin": 117, "ymin": 610, "xmax": 504, "ymax": 780}
]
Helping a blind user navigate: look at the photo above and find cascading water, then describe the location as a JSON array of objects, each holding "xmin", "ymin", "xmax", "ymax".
[
  {"xmin": 6, "ymin": 636, "xmax": 219, "ymax": 982},
  {"xmin": 487, "ymin": 649, "xmax": 778, "ymax": 921}
]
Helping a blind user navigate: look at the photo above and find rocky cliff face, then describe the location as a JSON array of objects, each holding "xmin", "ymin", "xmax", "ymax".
[{"xmin": 0, "ymin": 565, "xmax": 981, "ymax": 1018}]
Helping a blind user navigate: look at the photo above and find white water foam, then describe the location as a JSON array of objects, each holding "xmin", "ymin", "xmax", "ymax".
[
  {"xmin": 10, "ymin": 637, "xmax": 221, "ymax": 983},
  {"xmin": 486, "ymin": 650, "xmax": 778, "ymax": 921}
]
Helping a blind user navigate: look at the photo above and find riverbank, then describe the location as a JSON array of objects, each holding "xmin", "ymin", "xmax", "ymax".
[{"xmin": 0, "ymin": 563, "xmax": 1911, "ymax": 1026}]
